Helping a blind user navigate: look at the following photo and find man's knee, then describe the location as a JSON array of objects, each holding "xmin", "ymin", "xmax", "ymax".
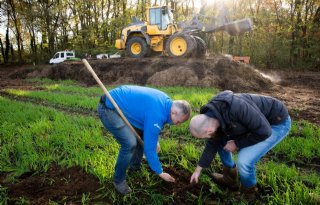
[
  {"xmin": 237, "ymin": 158, "xmax": 254, "ymax": 175},
  {"xmin": 124, "ymin": 137, "xmax": 138, "ymax": 152}
]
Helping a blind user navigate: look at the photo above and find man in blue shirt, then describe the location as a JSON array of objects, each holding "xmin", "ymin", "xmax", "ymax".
[{"xmin": 98, "ymin": 85, "xmax": 191, "ymax": 195}]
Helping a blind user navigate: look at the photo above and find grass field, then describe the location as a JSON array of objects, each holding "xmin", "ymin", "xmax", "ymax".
[{"xmin": 0, "ymin": 79, "xmax": 319, "ymax": 204}]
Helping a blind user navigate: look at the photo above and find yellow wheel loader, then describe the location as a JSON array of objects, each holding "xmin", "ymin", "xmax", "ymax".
[{"xmin": 115, "ymin": 6, "xmax": 253, "ymax": 58}]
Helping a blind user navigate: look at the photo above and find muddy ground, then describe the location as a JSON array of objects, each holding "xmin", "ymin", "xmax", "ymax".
[
  {"xmin": 0, "ymin": 56, "xmax": 319, "ymax": 204},
  {"xmin": 2, "ymin": 165, "xmax": 102, "ymax": 205}
]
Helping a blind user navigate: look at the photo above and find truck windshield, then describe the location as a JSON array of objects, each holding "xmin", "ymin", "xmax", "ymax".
[
  {"xmin": 167, "ymin": 9, "xmax": 173, "ymax": 24},
  {"xmin": 149, "ymin": 7, "xmax": 173, "ymax": 30},
  {"xmin": 161, "ymin": 8, "xmax": 173, "ymax": 30},
  {"xmin": 149, "ymin": 8, "xmax": 161, "ymax": 28},
  {"xmin": 54, "ymin": 53, "xmax": 59, "ymax": 59}
]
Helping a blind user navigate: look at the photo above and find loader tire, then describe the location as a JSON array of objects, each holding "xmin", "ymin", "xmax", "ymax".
[
  {"xmin": 165, "ymin": 33, "xmax": 196, "ymax": 58},
  {"xmin": 193, "ymin": 36, "xmax": 207, "ymax": 58},
  {"xmin": 126, "ymin": 37, "xmax": 150, "ymax": 58}
]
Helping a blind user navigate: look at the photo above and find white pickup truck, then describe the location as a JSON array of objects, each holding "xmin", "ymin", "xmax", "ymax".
[
  {"xmin": 49, "ymin": 51, "xmax": 76, "ymax": 64},
  {"xmin": 96, "ymin": 52, "xmax": 121, "ymax": 59}
]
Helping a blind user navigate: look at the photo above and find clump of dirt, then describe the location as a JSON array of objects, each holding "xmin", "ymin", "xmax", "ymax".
[
  {"xmin": 27, "ymin": 56, "xmax": 273, "ymax": 92},
  {"xmin": 161, "ymin": 167, "xmax": 217, "ymax": 203},
  {"xmin": 4, "ymin": 165, "xmax": 102, "ymax": 205},
  {"xmin": 147, "ymin": 66, "xmax": 199, "ymax": 86}
]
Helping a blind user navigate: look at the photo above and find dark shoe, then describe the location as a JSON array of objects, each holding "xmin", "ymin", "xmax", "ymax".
[
  {"xmin": 212, "ymin": 166, "xmax": 239, "ymax": 190},
  {"xmin": 113, "ymin": 180, "xmax": 132, "ymax": 195},
  {"xmin": 235, "ymin": 185, "xmax": 258, "ymax": 203}
]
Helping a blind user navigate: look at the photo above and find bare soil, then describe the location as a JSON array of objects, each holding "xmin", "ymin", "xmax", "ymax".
[
  {"xmin": 0, "ymin": 56, "xmax": 319, "ymax": 204},
  {"xmin": 261, "ymin": 70, "xmax": 320, "ymax": 125},
  {"xmin": 2, "ymin": 165, "xmax": 102, "ymax": 205}
]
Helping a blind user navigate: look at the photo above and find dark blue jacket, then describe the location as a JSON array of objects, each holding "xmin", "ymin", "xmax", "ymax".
[{"xmin": 198, "ymin": 90, "xmax": 288, "ymax": 168}]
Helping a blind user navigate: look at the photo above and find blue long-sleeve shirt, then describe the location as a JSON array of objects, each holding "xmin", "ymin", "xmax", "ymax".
[{"xmin": 104, "ymin": 85, "xmax": 173, "ymax": 174}]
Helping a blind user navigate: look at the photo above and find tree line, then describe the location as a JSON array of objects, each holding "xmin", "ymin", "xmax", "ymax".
[{"xmin": 0, "ymin": 0, "xmax": 319, "ymax": 69}]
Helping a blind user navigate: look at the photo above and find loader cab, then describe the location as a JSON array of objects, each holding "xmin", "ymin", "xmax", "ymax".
[{"xmin": 148, "ymin": 6, "xmax": 173, "ymax": 30}]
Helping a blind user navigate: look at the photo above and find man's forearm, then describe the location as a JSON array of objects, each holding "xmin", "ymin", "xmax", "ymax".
[
  {"xmin": 195, "ymin": 165, "xmax": 203, "ymax": 173},
  {"xmin": 198, "ymin": 138, "xmax": 219, "ymax": 168}
]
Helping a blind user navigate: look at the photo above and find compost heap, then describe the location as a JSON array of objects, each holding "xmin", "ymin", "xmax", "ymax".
[{"xmin": 27, "ymin": 55, "xmax": 272, "ymax": 92}]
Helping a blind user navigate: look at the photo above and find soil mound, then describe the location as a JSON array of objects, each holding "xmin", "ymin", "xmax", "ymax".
[
  {"xmin": 5, "ymin": 165, "xmax": 101, "ymax": 204},
  {"xmin": 147, "ymin": 66, "xmax": 199, "ymax": 86},
  {"xmin": 27, "ymin": 56, "xmax": 273, "ymax": 92}
]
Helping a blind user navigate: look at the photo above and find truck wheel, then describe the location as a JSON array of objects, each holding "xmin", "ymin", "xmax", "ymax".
[
  {"xmin": 165, "ymin": 33, "xmax": 196, "ymax": 58},
  {"xmin": 193, "ymin": 36, "xmax": 207, "ymax": 57},
  {"xmin": 126, "ymin": 37, "xmax": 149, "ymax": 58}
]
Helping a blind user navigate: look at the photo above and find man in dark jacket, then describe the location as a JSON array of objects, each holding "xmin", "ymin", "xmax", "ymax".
[{"xmin": 189, "ymin": 90, "xmax": 291, "ymax": 202}]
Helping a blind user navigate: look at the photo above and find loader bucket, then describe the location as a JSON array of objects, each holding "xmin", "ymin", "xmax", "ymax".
[{"xmin": 221, "ymin": 18, "xmax": 253, "ymax": 36}]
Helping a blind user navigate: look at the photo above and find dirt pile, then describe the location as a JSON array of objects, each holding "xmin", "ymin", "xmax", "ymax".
[
  {"xmin": 27, "ymin": 56, "xmax": 273, "ymax": 92},
  {"xmin": 5, "ymin": 165, "xmax": 101, "ymax": 204}
]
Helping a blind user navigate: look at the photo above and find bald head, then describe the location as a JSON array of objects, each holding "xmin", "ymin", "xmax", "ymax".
[{"xmin": 189, "ymin": 114, "xmax": 219, "ymax": 138}]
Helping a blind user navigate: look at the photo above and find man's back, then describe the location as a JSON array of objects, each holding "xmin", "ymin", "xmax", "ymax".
[
  {"xmin": 236, "ymin": 93, "xmax": 288, "ymax": 125},
  {"xmin": 201, "ymin": 91, "xmax": 288, "ymax": 126},
  {"xmin": 104, "ymin": 85, "xmax": 173, "ymax": 130}
]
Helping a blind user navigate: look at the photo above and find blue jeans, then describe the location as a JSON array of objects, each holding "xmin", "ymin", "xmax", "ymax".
[
  {"xmin": 217, "ymin": 116, "xmax": 291, "ymax": 188},
  {"xmin": 97, "ymin": 103, "xmax": 143, "ymax": 183}
]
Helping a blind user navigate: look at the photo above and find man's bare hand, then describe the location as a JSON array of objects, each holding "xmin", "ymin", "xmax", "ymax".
[
  {"xmin": 190, "ymin": 171, "xmax": 200, "ymax": 184},
  {"xmin": 159, "ymin": 172, "xmax": 175, "ymax": 182},
  {"xmin": 190, "ymin": 165, "xmax": 203, "ymax": 184},
  {"xmin": 224, "ymin": 140, "xmax": 238, "ymax": 153}
]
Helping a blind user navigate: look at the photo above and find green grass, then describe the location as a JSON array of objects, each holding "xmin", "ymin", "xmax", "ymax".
[
  {"xmin": 26, "ymin": 78, "xmax": 77, "ymax": 85},
  {"xmin": 273, "ymin": 121, "xmax": 320, "ymax": 161},
  {"xmin": 4, "ymin": 81, "xmax": 216, "ymax": 113},
  {"xmin": 0, "ymin": 79, "xmax": 319, "ymax": 204},
  {"xmin": 0, "ymin": 96, "xmax": 117, "ymax": 180},
  {"xmin": 5, "ymin": 88, "xmax": 98, "ymax": 110},
  {"xmin": 258, "ymin": 161, "xmax": 320, "ymax": 204}
]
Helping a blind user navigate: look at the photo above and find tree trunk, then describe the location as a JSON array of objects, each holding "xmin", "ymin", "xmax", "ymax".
[
  {"xmin": 10, "ymin": 43, "xmax": 14, "ymax": 62},
  {"xmin": 5, "ymin": 29, "xmax": 10, "ymax": 64},
  {"xmin": 0, "ymin": 38, "xmax": 5, "ymax": 64},
  {"xmin": 8, "ymin": 0, "xmax": 23, "ymax": 63}
]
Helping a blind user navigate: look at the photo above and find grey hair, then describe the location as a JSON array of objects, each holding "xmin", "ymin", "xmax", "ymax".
[{"xmin": 172, "ymin": 100, "xmax": 191, "ymax": 118}]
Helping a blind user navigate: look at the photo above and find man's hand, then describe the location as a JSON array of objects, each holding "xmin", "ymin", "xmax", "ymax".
[
  {"xmin": 156, "ymin": 142, "xmax": 161, "ymax": 153},
  {"xmin": 190, "ymin": 165, "xmax": 203, "ymax": 184},
  {"xmin": 224, "ymin": 140, "xmax": 238, "ymax": 153},
  {"xmin": 159, "ymin": 172, "xmax": 175, "ymax": 182}
]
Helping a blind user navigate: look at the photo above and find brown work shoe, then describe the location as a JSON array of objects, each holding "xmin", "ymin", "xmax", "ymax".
[
  {"xmin": 235, "ymin": 185, "xmax": 258, "ymax": 203},
  {"xmin": 212, "ymin": 166, "xmax": 239, "ymax": 190}
]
